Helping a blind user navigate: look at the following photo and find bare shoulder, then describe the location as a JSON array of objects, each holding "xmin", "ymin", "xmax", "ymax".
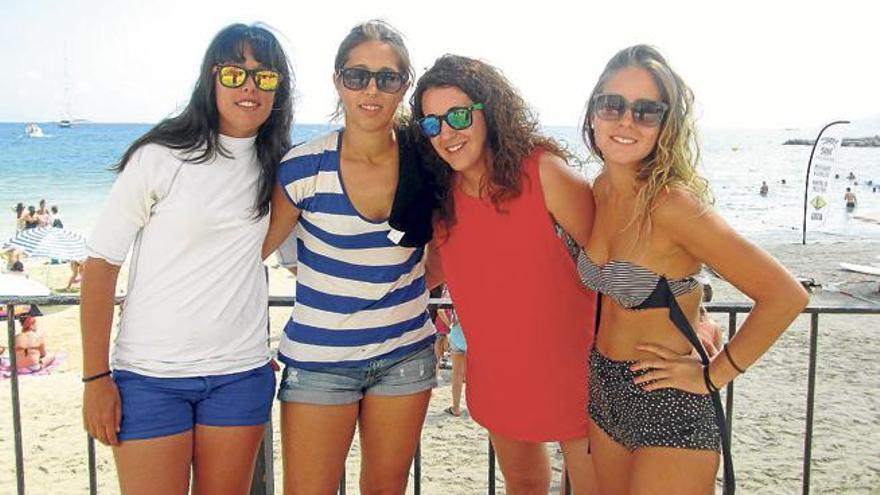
[
  {"xmin": 537, "ymin": 151, "xmax": 589, "ymax": 191},
  {"xmin": 652, "ymin": 187, "xmax": 709, "ymax": 227}
]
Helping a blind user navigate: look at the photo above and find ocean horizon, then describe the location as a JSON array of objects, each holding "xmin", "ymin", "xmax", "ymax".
[{"xmin": 2, "ymin": 121, "xmax": 878, "ymax": 247}]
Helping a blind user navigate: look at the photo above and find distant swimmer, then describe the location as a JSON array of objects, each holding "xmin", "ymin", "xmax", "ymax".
[
  {"xmin": 780, "ymin": 178, "xmax": 787, "ymax": 185},
  {"xmin": 846, "ymin": 171, "xmax": 856, "ymax": 181},
  {"xmin": 759, "ymin": 181, "xmax": 769, "ymax": 196},
  {"xmin": 844, "ymin": 187, "xmax": 857, "ymax": 209}
]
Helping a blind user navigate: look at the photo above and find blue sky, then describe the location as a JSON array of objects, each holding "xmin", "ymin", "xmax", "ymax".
[{"xmin": 3, "ymin": 0, "xmax": 878, "ymax": 129}]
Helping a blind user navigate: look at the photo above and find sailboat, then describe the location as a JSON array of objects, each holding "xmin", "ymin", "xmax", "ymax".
[{"xmin": 57, "ymin": 59, "xmax": 74, "ymax": 128}]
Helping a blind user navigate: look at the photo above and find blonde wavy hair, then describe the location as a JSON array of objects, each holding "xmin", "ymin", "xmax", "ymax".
[{"xmin": 582, "ymin": 45, "xmax": 712, "ymax": 234}]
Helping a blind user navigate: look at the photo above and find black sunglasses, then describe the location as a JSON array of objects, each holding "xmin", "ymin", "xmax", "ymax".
[
  {"xmin": 592, "ymin": 94, "xmax": 668, "ymax": 127},
  {"xmin": 338, "ymin": 67, "xmax": 406, "ymax": 94},
  {"xmin": 215, "ymin": 65, "xmax": 281, "ymax": 92},
  {"xmin": 417, "ymin": 103, "xmax": 485, "ymax": 138}
]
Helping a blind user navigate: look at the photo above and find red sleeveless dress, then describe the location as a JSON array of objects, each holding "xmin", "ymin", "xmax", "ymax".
[{"xmin": 437, "ymin": 150, "xmax": 596, "ymax": 441}]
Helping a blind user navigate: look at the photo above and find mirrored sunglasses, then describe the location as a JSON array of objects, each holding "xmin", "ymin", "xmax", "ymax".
[
  {"xmin": 417, "ymin": 103, "xmax": 485, "ymax": 138},
  {"xmin": 215, "ymin": 65, "xmax": 281, "ymax": 92}
]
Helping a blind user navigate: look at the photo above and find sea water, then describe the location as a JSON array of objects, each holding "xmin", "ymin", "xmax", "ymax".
[{"xmin": 1, "ymin": 122, "xmax": 878, "ymax": 245}]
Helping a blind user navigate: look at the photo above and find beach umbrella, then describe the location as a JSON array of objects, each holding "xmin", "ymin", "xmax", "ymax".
[{"xmin": 2, "ymin": 227, "xmax": 87, "ymax": 262}]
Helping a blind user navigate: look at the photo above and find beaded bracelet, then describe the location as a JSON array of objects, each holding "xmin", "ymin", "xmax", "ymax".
[
  {"xmin": 82, "ymin": 370, "xmax": 112, "ymax": 383},
  {"xmin": 703, "ymin": 365, "xmax": 719, "ymax": 393},
  {"xmin": 723, "ymin": 344, "xmax": 747, "ymax": 374}
]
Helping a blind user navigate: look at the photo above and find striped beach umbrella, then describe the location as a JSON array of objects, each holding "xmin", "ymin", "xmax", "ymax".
[{"xmin": 2, "ymin": 227, "xmax": 87, "ymax": 262}]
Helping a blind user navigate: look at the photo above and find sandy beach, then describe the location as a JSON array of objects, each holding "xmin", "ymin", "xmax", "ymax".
[{"xmin": 1, "ymin": 241, "xmax": 879, "ymax": 494}]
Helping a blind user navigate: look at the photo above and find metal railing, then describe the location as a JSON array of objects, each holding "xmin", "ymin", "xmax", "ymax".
[{"xmin": 4, "ymin": 296, "xmax": 879, "ymax": 495}]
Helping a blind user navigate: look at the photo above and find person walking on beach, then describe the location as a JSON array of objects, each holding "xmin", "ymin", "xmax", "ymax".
[
  {"xmin": 412, "ymin": 55, "xmax": 599, "ymax": 494},
  {"xmin": 432, "ymin": 286, "xmax": 452, "ymax": 372},
  {"xmin": 445, "ymin": 307, "xmax": 467, "ymax": 417},
  {"xmin": 845, "ymin": 187, "xmax": 857, "ymax": 209},
  {"xmin": 260, "ymin": 20, "xmax": 437, "ymax": 494},
  {"xmin": 578, "ymin": 45, "xmax": 808, "ymax": 495},
  {"xmin": 80, "ymin": 23, "xmax": 293, "ymax": 494},
  {"xmin": 759, "ymin": 180, "xmax": 769, "ymax": 197}
]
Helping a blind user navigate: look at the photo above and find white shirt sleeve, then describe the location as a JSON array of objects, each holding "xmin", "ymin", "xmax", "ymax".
[
  {"xmin": 86, "ymin": 145, "xmax": 174, "ymax": 265},
  {"xmin": 275, "ymin": 232, "xmax": 298, "ymax": 268}
]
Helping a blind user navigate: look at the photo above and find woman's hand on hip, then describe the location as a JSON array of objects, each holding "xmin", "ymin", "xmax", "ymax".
[{"xmin": 631, "ymin": 343, "xmax": 710, "ymax": 395}]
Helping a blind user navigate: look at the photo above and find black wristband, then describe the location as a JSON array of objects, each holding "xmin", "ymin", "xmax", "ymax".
[
  {"xmin": 723, "ymin": 344, "xmax": 747, "ymax": 374},
  {"xmin": 703, "ymin": 365, "xmax": 719, "ymax": 393},
  {"xmin": 82, "ymin": 370, "xmax": 112, "ymax": 383}
]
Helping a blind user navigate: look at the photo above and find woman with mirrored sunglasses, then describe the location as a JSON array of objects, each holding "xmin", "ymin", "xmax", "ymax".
[
  {"xmin": 80, "ymin": 23, "xmax": 293, "ymax": 494},
  {"xmin": 261, "ymin": 20, "xmax": 438, "ymax": 494},
  {"xmin": 411, "ymin": 54, "xmax": 600, "ymax": 494},
  {"xmin": 578, "ymin": 45, "xmax": 807, "ymax": 495}
]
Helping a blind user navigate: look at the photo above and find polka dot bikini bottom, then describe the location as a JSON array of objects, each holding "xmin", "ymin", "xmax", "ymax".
[{"xmin": 588, "ymin": 347, "xmax": 720, "ymax": 452}]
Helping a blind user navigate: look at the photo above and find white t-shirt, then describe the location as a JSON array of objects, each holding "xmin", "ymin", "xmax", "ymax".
[{"xmin": 87, "ymin": 136, "xmax": 270, "ymax": 377}]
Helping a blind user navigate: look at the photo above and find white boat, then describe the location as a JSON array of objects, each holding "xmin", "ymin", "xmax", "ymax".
[{"xmin": 25, "ymin": 123, "xmax": 44, "ymax": 138}]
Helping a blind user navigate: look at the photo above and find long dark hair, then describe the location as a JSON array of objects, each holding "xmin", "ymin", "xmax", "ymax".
[
  {"xmin": 114, "ymin": 23, "xmax": 294, "ymax": 218},
  {"xmin": 411, "ymin": 54, "xmax": 571, "ymax": 230}
]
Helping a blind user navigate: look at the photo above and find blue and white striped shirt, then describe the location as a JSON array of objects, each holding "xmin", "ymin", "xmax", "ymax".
[{"xmin": 276, "ymin": 131, "xmax": 435, "ymax": 369}]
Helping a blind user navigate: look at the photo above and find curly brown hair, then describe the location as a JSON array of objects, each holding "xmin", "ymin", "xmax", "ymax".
[{"xmin": 411, "ymin": 54, "xmax": 572, "ymax": 231}]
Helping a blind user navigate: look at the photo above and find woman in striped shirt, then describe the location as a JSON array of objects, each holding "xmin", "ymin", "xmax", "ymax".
[{"xmin": 262, "ymin": 20, "xmax": 437, "ymax": 494}]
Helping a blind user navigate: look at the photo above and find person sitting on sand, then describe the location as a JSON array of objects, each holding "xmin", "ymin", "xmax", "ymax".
[
  {"xmin": 23, "ymin": 206, "xmax": 39, "ymax": 230},
  {"xmin": 14, "ymin": 316, "xmax": 56, "ymax": 370},
  {"xmin": 10, "ymin": 260, "xmax": 25, "ymax": 274},
  {"xmin": 50, "ymin": 205, "xmax": 63, "ymax": 228},
  {"xmin": 13, "ymin": 202, "xmax": 26, "ymax": 232},
  {"xmin": 36, "ymin": 199, "xmax": 51, "ymax": 227},
  {"xmin": 2, "ymin": 247, "xmax": 21, "ymax": 272}
]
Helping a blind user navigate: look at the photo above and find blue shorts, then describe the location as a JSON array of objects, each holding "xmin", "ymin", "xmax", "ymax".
[
  {"xmin": 278, "ymin": 345, "xmax": 437, "ymax": 406},
  {"xmin": 113, "ymin": 363, "xmax": 275, "ymax": 441}
]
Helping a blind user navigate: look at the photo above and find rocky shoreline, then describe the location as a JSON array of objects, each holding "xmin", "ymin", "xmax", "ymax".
[{"xmin": 783, "ymin": 135, "xmax": 880, "ymax": 147}]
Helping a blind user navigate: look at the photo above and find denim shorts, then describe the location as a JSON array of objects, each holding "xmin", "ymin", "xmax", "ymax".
[
  {"xmin": 278, "ymin": 345, "xmax": 437, "ymax": 405},
  {"xmin": 113, "ymin": 363, "xmax": 275, "ymax": 441}
]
